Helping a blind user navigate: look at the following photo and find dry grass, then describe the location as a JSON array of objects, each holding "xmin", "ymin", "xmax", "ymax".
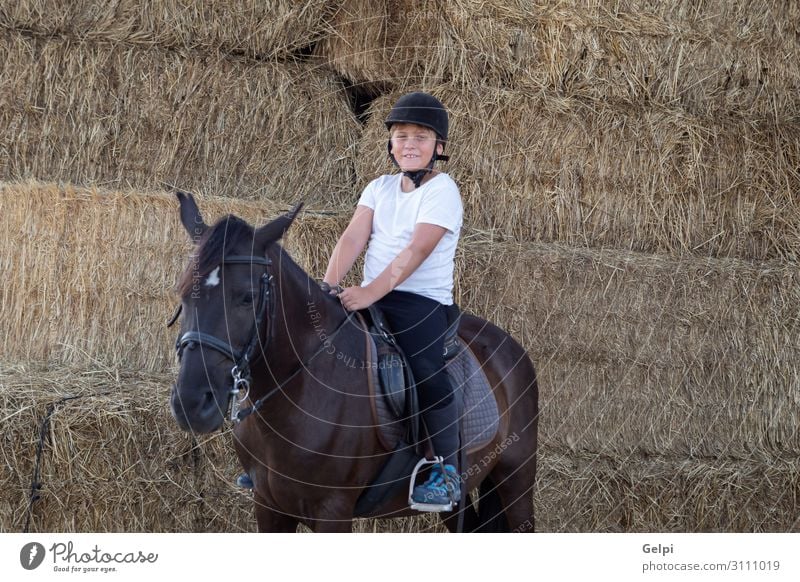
[
  {"xmin": 0, "ymin": 0, "xmax": 333, "ymax": 59},
  {"xmin": 3, "ymin": 183, "xmax": 797, "ymax": 463},
  {"xmin": 356, "ymin": 88, "xmax": 800, "ymax": 259},
  {"xmin": 4, "ymin": 180, "xmax": 797, "ymax": 375},
  {"xmin": 3, "ymin": 360, "xmax": 796, "ymax": 532},
  {"xmin": 0, "ymin": 30, "xmax": 360, "ymax": 206},
  {"xmin": 452, "ymin": 235, "xmax": 800, "ymax": 459},
  {"xmin": 0, "ymin": 363, "xmax": 253, "ymax": 532},
  {"xmin": 0, "ymin": 181, "xmax": 351, "ymax": 371},
  {"xmin": 317, "ymin": 0, "xmax": 799, "ymax": 118},
  {"xmin": 539, "ymin": 449, "xmax": 800, "ymax": 532}
]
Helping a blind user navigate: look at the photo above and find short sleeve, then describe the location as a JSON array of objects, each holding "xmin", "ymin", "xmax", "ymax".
[
  {"xmin": 416, "ymin": 178, "xmax": 463, "ymax": 233},
  {"xmin": 357, "ymin": 179, "xmax": 377, "ymax": 209}
]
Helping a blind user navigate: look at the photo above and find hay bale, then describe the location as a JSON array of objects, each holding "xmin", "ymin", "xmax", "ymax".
[
  {"xmin": 0, "ymin": 181, "xmax": 349, "ymax": 371},
  {"xmin": 4, "ymin": 361, "xmax": 796, "ymax": 532},
  {"xmin": 454, "ymin": 238, "xmax": 800, "ymax": 459},
  {"xmin": 0, "ymin": 363, "xmax": 255, "ymax": 532},
  {"xmin": 0, "ymin": 364, "xmax": 42, "ymax": 531},
  {"xmin": 356, "ymin": 89, "xmax": 800, "ymax": 260},
  {"xmin": 317, "ymin": 0, "xmax": 800, "ymax": 118},
  {"xmin": 536, "ymin": 449, "xmax": 800, "ymax": 532},
  {"xmin": 0, "ymin": 362, "xmax": 446, "ymax": 532},
  {"xmin": 0, "ymin": 30, "xmax": 359, "ymax": 206},
  {"xmin": 0, "ymin": 0, "xmax": 332, "ymax": 58},
  {"xmin": 526, "ymin": 1, "xmax": 800, "ymax": 118}
]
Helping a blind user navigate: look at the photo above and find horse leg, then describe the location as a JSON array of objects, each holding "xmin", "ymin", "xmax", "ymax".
[
  {"xmin": 308, "ymin": 518, "xmax": 353, "ymax": 533},
  {"xmin": 486, "ymin": 446, "xmax": 537, "ymax": 533},
  {"xmin": 442, "ymin": 496, "xmax": 481, "ymax": 533},
  {"xmin": 304, "ymin": 494, "xmax": 357, "ymax": 532},
  {"xmin": 253, "ymin": 493, "xmax": 299, "ymax": 532}
]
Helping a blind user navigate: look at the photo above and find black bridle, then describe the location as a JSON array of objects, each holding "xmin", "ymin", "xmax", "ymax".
[
  {"xmin": 172, "ymin": 254, "xmax": 275, "ymax": 423},
  {"xmin": 169, "ymin": 255, "xmax": 355, "ymax": 424}
]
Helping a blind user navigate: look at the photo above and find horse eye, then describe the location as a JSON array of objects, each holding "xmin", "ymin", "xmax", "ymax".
[{"xmin": 239, "ymin": 293, "xmax": 255, "ymax": 306}]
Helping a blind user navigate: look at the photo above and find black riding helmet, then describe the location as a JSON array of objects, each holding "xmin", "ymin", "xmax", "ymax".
[{"xmin": 385, "ymin": 92, "xmax": 450, "ymax": 188}]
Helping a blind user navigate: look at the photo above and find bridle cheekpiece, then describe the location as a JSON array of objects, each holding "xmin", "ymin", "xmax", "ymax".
[{"xmin": 173, "ymin": 254, "xmax": 275, "ymax": 423}]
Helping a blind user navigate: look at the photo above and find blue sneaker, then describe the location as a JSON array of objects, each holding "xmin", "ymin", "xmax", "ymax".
[
  {"xmin": 236, "ymin": 473, "xmax": 254, "ymax": 489},
  {"xmin": 411, "ymin": 464, "xmax": 460, "ymax": 506}
]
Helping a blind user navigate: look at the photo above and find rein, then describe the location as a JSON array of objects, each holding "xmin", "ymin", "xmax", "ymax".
[
  {"xmin": 170, "ymin": 253, "xmax": 354, "ymax": 424},
  {"xmin": 234, "ymin": 309, "xmax": 355, "ymax": 422}
]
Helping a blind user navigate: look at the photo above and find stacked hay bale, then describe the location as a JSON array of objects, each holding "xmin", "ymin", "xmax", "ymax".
[
  {"xmin": 1, "ymin": 0, "xmax": 798, "ymax": 532},
  {"xmin": 318, "ymin": 0, "xmax": 800, "ymax": 119},
  {"xmin": 0, "ymin": 29, "xmax": 359, "ymax": 206},
  {"xmin": 356, "ymin": 90, "xmax": 800, "ymax": 258},
  {"xmin": 0, "ymin": 0, "xmax": 361, "ymax": 532},
  {"xmin": 0, "ymin": 0, "xmax": 333, "ymax": 57},
  {"xmin": 318, "ymin": 0, "xmax": 800, "ymax": 531},
  {"xmin": 0, "ymin": 364, "xmax": 249, "ymax": 533}
]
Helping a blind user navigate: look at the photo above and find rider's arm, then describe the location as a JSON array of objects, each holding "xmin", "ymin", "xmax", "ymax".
[
  {"xmin": 323, "ymin": 204, "xmax": 373, "ymax": 287},
  {"xmin": 337, "ymin": 222, "xmax": 449, "ymax": 311}
]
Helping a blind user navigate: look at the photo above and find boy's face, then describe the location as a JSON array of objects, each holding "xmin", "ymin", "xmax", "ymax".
[{"xmin": 389, "ymin": 123, "xmax": 443, "ymax": 172}]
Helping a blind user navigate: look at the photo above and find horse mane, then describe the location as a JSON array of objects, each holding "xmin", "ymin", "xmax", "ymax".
[
  {"xmin": 177, "ymin": 213, "xmax": 338, "ymax": 306},
  {"xmin": 176, "ymin": 214, "xmax": 253, "ymax": 297}
]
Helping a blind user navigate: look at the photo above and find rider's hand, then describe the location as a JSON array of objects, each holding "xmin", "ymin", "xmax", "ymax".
[{"xmin": 338, "ymin": 286, "xmax": 378, "ymax": 311}]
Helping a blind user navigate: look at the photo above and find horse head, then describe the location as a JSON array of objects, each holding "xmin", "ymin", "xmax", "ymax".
[{"xmin": 169, "ymin": 191, "xmax": 302, "ymax": 433}]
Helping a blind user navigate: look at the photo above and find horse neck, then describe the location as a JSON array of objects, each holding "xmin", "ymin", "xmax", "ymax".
[
  {"xmin": 245, "ymin": 252, "xmax": 364, "ymax": 435},
  {"xmin": 256, "ymin": 248, "xmax": 348, "ymax": 381}
]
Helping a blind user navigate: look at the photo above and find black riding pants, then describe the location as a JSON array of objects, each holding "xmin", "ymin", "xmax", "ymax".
[{"xmin": 375, "ymin": 290, "xmax": 459, "ymax": 468}]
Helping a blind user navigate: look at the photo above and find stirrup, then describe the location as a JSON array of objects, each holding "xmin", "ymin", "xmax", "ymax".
[{"xmin": 408, "ymin": 456, "xmax": 456, "ymax": 512}]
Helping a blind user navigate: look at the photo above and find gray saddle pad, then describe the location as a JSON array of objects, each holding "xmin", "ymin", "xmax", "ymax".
[{"xmin": 369, "ymin": 336, "xmax": 500, "ymax": 453}]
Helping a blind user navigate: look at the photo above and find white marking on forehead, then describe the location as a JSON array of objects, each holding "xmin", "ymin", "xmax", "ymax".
[{"xmin": 204, "ymin": 267, "xmax": 221, "ymax": 287}]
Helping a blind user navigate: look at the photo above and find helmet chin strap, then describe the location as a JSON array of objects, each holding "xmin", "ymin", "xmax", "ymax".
[
  {"xmin": 402, "ymin": 158, "xmax": 436, "ymax": 188},
  {"xmin": 389, "ymin": 145, "xmax": 448, "ymax": 189}
]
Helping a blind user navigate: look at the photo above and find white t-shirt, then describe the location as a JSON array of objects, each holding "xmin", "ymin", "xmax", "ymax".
[{"xmin": 357, "ymin": 173, "xmax": 462, "ymax": 305}]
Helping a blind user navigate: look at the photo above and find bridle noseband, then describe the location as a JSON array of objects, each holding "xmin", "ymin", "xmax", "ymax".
[{"xmin": 173, "ymin": 254, "xmax": 275, "ymax": 423}]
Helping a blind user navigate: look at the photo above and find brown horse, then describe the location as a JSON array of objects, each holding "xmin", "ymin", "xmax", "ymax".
[{"xmin": 169, "ymin": 192, "xmax": 538, "ymax": 532}]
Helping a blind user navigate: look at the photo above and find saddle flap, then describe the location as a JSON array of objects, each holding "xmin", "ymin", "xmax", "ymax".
[
  {"xmin": 363, "ymin": 303, "xmax": 479, "ymax": 452},
  {"xmin": 365, "ymin": 305, "xmax": 411, "ymax": 423},
  {"xmin": 369, "ymin": 336, "xmax": 499, "ymax": 455},
  {"xmin": 375, "ymin": 342, "xmax": 406, "ymax": 418}
]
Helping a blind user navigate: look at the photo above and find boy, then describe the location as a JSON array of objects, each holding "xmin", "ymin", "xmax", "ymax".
[{"xmin": 324, "ymin": 91, "xmax": 463, "ymax": 508}]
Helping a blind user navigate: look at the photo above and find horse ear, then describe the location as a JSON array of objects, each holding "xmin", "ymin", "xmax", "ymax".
[
  {"xmin": 176, "ymin": 191, "xmax": 207, "ymax": 239},
  {"xmin": 254, "ymin": 202, "xmax": 304, "ymax": 249}
]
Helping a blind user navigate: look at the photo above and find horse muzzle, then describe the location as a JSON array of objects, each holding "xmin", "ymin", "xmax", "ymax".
[{"xmin": 169, "ymin": 383, "xmax": 227, "ymax": 433}]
